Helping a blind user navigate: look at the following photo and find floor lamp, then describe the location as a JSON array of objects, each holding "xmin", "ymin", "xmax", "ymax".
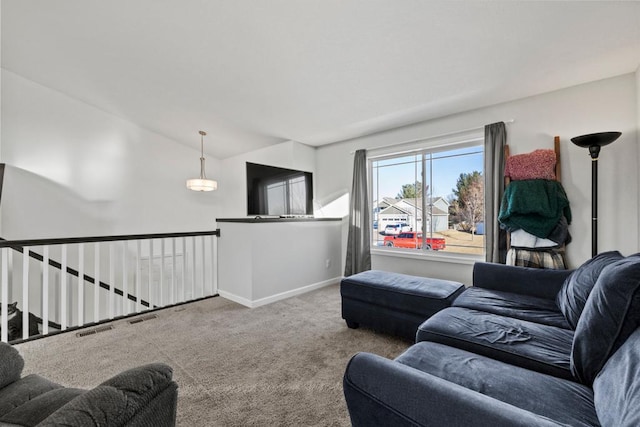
[{"xmin": 571, "ymin": 131, "xmax": 621, "ymax": 257}]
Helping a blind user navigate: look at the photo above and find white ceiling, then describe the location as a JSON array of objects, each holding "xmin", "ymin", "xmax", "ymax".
[{"xmin": 2, "ymin": 1, "xmax": 639, "ymax": 159}]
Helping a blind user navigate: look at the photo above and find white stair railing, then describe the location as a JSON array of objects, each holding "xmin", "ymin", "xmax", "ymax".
[{"xmin": 0, "ymin": 230, "xmax": 219, "ymax": 343}]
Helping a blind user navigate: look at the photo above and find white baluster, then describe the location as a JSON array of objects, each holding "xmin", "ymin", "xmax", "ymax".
[
  {"xmin": 160, "ymin": 239, "xmax": 165, "ymax": 307},
  {"xmin": 171, "ymin": 238, "xmax": 177, "ymax": 305},
  {"xmin": 109, "ymin": 242, "xmax": 115, "ymax": 319},
  {"xmin": 136, "ymin": 240, "xmax": 141, "ymax": 313},
  {"xmin": 22, "ymin": 247, "xmax": 30, "ymax": 340},
  {"xmin": 42, "ymin": 246, "xmax": 49, "ymax": 335},
  {"xmin": 201, "ymin": 236, "xmax": 206, "ymax": 298},
  {"xmin": 61, "ymin": 244, "xmax": 67, "ymax": 330},
  {"xmin": 212, "ymin": 234, "xmax": 218, "ymax": 295},
  {"xmin": 191, "ymin": 237, "xmax": 196, "ymax": 300},
  {"xmin": 1, "ymin": 248, "xmax": 9, "ymax": 343},
  {"xmin": 122, "ymin": 241, "xmax": 128, "ymax": 315},
  {"xmin": 78, "ymin": 243, "xmax": 84, "ymax": 327},
  {"xmin": 94, "ymin": 243, "xmax": 100, "ymax": 323},
  {"xmin": 148, "ymin": 239, "xmax": 153, "ymax": 309},
  {"xmin": 181, "ymin": 237, "xmax": 186, "ymax": 303}
]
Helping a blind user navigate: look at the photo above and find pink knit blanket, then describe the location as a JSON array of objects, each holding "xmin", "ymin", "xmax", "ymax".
[{"xmin": 505, "ymin": 149, "xmax": 556, "ymax": 181}]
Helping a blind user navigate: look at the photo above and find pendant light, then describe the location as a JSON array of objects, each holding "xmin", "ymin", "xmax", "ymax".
[{"xmin": 186, "ymin": 130, "xmax": 218, "ymax": 191}]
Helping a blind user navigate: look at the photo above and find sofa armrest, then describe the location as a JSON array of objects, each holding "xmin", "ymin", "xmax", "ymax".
[
  {"xmin": 0, "ymin": 343, "xmax": 24, "ymax": 389},
  {"xmin": 344, "ymin": 352, "xmax": 563, "ymax": 427},
  {"xmin": 37, "ymin": 363, "xmax": 177, "ymax": 427},
  {"xmin": 472, "ymin": 262, "xmax": 573, "ymax": 300}
]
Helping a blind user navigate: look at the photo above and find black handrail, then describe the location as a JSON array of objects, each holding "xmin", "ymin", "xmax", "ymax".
[{"xmin": 0, "ymin": 229, "xmax": 220, "ymax": 248}]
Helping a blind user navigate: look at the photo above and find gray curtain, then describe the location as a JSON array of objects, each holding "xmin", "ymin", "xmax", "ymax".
[
  {"xmin": 344, "ymin": 149, "xmax": 371, "ymax": 276},
  {"xmin": 484, "ymin": 122, "xmax": 507, "ymax": 263}
]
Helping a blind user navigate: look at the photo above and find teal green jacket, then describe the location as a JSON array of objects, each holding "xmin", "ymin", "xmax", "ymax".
[{"xmin": 498, "ymin": 180, "xmax": 571, "ymax": 239}]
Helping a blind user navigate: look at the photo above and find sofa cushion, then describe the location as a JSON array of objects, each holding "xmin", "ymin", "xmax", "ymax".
[
  {"xmin": 38, "ymin": 363, "xmax": 176, "ymax": 427},
  {"xmin": 571, "ymin": 255, "xmax": 640, "ymax": 384},
  {"xmin": 417, "ymin": 307, "xmax": 574, "ymax": 380},
  {"xmin": 473, "ymin": 262, "xmax": 572, "ymax": 300},
  {"xmin": 0, "ymin": 343, "xmax": 24, "ymax": 389},
  {"xmin": 453, "ymin": 287, "xmax": 570, "ymax": 329},
  {"xmin": 593, "ymin": 327, "xmax": 640, "ymax": 426},
  {"xmin": 0, "ymin": 374, "xmax": 62, "ymax": 417},
  {"xmin": 556, "ymin": 251, "xmax": 623, "ymax": 329},
  {"xmin": 396, "ymin": 341, "xmax": 599, "ymax": 427},
  {"xmin": 0, "ymin": 387, "xmax": 85, "ymax": 427},
  {"xmin": 344, "ymin": 352, "xmax": 566, "ymax": 427}
]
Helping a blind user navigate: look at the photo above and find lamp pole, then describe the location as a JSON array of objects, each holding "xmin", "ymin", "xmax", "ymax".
[
  {"xmin": 589, "ymin": 145, "xmax": 600, "ymax": 258},
  {"xmin": 571, "ymin": 132, "xmax": 621, "ymax": 258}
]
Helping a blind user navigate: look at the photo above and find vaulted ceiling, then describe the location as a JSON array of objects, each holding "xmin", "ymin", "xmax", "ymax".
[{"xmin": 2, "ymin": 1, "xmax": 639, "ymax": 159}]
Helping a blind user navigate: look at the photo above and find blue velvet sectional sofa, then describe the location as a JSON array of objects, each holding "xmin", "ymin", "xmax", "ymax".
[{"xmin": 344, "ymin": 252, "xmax": 640, "ymax": 426}]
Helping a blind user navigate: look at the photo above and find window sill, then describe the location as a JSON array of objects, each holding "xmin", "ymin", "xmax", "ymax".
[{"xmin": 371, "ymin": 247, "xmax": 483, "ymax": 265}]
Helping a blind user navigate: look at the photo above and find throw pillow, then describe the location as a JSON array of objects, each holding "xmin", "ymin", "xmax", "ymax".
[
  {"xmin": 556, "ymin": 251, "xmax": 623, "ymax": 329},
  {"xmin": 571, "ymin": 254, "xmax": 640, "ymax": 384}
]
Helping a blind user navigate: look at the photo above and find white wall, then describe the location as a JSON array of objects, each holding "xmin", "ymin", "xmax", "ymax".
[
  {"xmin": 316, "ymin": 73, "xmax": 639, "ymax": 283},
  {"xmin": 1, "ymin": 70, "xmax": 221, "ymax": 239},
  {"xmin": 217, "ymin": 140, "xmax": 316, "ymax": 218},
  {"xmin": 217, "ymin": 220, "xmax": 342, "ymax": 307}
]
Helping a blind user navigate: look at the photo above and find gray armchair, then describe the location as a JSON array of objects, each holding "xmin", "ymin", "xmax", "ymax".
[{"xmin": 0, "ymin": 342, "xmax": 178, "ymax": 426}]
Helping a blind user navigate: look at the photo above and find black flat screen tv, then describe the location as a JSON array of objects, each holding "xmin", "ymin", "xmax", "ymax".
[{"xmin": 246, "ymin": 162, "xmax": 313, "ymax": 216}]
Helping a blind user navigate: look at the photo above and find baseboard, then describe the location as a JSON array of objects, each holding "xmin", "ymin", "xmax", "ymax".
[
  {"xmin": 217, "ymin": 290, "xmax": 253, "ymax": 307},
  {"xmin": 219, "ymin": 277, "xmax": 342, "ymax": 308}
]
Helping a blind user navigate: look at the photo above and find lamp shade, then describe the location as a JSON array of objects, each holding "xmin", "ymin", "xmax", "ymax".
[
  {"xmin": 571, "ymin": 132, "xmax": 621, "ymax": 159},
  {"xmin": 570, "ymin": 131, "xmax": 621, "ymax": 148},
  {"xmin": 186, "ymin": 178, "xmax": 218, "ymax": 192}
]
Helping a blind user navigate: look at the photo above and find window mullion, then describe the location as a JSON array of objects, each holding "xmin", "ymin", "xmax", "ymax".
[{"xmin": 421, "ymin": 152, "xmax": 427, "ymax": 250}]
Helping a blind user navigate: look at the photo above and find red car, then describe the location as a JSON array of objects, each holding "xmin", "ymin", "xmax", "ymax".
[{"xmin": 383, "ymin": 232, "xmax": 446, "ymax": 251}]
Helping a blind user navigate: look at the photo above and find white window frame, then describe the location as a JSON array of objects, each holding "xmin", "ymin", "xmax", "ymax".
[{"xmin": 368, "ymin": 129, "xmax": 485, "ymax": 264}]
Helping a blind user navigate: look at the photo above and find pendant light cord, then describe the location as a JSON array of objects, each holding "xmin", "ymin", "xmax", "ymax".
[{"xmin": 199, "ymin": 130, "xmax": 207, "ymax": 179}]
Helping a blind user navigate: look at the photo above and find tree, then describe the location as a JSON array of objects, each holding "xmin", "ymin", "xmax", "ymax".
[
  {"xmin": 396, "ymin": 181, "xmax": 428, "ymax": 199},
  {"xmin": 462, "ymin": 179, "xmax": 484, "ymax": 237},
  {"xmin": 451, "ymin": 171, "xmax": 484, "ymax": 235}
]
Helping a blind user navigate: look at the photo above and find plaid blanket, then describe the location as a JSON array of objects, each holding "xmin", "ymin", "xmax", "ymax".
[{"xmin": 506, "ymin": 248, "xmax": 566, "ymax": 270}]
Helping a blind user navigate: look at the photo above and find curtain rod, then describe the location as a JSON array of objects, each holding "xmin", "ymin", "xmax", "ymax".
[{"xmin": 349, "ymin": 119, "xmax": 515, "ymax": 154}]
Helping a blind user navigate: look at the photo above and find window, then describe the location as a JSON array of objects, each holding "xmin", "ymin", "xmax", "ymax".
[
  {"xmin": 370, "ymin": 140, "xmax": 484, "ymax": 256},
  {"xmin": 265, "ymin": 174, "xmax": 309, "ymax": 215}
]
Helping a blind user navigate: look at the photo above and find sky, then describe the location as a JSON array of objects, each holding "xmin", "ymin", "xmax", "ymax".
[{"xmin": 372, "ymin": 145, "xmax": 483, "ymax": 202}]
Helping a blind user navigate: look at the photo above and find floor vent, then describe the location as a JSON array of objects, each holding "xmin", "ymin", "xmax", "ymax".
[
  {"xmin": 128, "ymin": 314, "xmax": 158, "ymax": 324},
  {"xmin": 76, "ymin": 325, "xmax": 114, "ymax": 338},
  {"xmin": 174, "ymin": 307, "xmax": 186, "ymax": 312}
]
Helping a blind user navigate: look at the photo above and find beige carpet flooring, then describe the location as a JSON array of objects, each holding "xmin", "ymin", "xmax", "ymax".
[{"xmin": 15, "ymin": 284, "xmax": 410, "ymax": 426}]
